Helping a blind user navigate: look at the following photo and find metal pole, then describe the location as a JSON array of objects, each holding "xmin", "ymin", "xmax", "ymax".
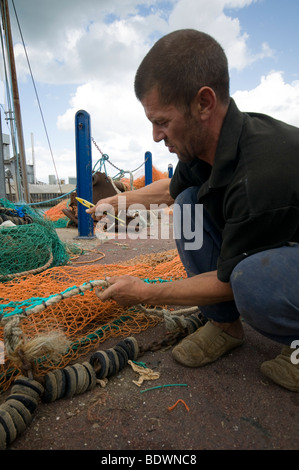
[
  {"xmin": 0, "ymin": 113, "xmax": 5, "ymax": 199},
  {"xmin": 31, "ymin": 132, "xmax": 36, "ymax": 184},
  {"xmin": 144, "ymin": 151, "xmax": 152, "ymax": 185},
  {"xmin": 2, "ymin": 0, "xmax": 29, "ymax": 202},
  {"xmin": 75, "ymin": 110, "xmax": 94, "ymax": 238}
]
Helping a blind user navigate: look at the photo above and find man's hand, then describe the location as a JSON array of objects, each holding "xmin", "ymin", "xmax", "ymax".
[
  {"xmin": 95, "ymin": 270, "xmax": 234, "ymax": 308},
  {"xmin": 95, "ymin": 275, "xmax": 148, "ymax": 306},
  {"xmin": 86, "ymin": 197, "xmax": 118, "ymax": 221}
]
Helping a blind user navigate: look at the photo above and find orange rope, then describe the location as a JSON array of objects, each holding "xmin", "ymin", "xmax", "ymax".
[{"xmin": 168, "ymin": 399, "xmax": 190, "ymax": 412}]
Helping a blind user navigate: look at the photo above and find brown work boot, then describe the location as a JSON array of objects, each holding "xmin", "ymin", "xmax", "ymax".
[
  {"xmin": 261, "ymin": 346, "xmax": 299, "ymax": 392},
  {"xmin": 172, "ymin": 320, "xmax": 244, "ymax": 367}
]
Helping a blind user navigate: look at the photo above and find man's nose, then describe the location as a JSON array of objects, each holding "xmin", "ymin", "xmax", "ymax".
[{"xmin": 152, "ymin": 124, "xmax": 165, "ymax": 142}]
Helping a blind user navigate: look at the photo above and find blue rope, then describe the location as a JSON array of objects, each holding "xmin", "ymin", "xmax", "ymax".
[{"xmin": 14, "ymin": 189, "xmax": 75, "ymax": 207}]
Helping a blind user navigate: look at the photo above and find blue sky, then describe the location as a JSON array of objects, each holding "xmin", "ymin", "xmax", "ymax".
[{"xmin": 2, "ymin": 0, "xmax": 299, "ymax": 183}]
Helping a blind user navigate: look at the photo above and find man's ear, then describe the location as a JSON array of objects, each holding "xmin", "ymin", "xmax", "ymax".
[{"xmin": 192, "ymin": 86, "xmax": 217, "ymax": 121}]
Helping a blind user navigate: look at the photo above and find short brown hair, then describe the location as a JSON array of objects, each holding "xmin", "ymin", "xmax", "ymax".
[{"xmin": 134, "ymin": 29, "xmax": 230, "ymax": 109}]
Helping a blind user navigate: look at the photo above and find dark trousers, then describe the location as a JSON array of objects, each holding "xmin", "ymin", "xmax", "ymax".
[{"xmin": 174, "ymin": 186, "xmax": 299, "ymax": 345}]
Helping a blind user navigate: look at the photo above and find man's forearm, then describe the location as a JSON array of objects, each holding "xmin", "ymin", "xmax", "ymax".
[
  {"xmin": 120, "ymin": 178, "xmax": 173, "ymax": 208},
  {"xmin": 141, "ymin": 270, "xmax": 234, "ymax": 306},
  {"xmin": 95, "ymin": 270, "xmax": 234, "ymax": 307},
  {"xmin": 93, "ymin": 178, "xmax": 174, "ymax": 214}
]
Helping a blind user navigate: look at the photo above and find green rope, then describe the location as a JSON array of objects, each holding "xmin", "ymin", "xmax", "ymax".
[{"xmin": 140, "ymin": 384, "xmax": 188, "ymax": 393}]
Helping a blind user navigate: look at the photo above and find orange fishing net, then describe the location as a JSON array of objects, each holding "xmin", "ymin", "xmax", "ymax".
[
  {"xmin": 121, "ymin": 166, "xmax": 168, "ymax": 190},
  {"xmin": 0, "ymin": 250, "xmax": 185, "ymax": 392},
  {"xmin": 44, "ymin": 199, "xmax": 70, "ymax": 222}
]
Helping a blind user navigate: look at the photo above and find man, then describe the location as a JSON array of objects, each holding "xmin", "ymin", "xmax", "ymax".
[{"xmin": 87, "ymin": 29, "xmax": 299, "ymax": 392}]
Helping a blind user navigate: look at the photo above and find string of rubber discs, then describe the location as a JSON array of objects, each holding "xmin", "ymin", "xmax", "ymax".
[
  {"xmin": 0, "ymin": 336, "xmax": 139, "ymax": 450},
  {"xmin": 0, "ymin": 310, "xmax": 205, "ymax": 450}
]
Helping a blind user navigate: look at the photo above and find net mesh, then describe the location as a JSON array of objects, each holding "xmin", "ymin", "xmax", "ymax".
[
  {"xmin": 44, "ymin": 199, "xmax": 72, "ymax": 227},
  {"xmin": 0, "ymin": 250, "xmax": 185, "ymax": 392},
  {"xmin": 43, "ymin": 166, "xmax": 169, "ymax": 226},
  {"xmin": 121, "ymin": 166, "xmax": 168, "ymax": 190},
  {"xmin": 0, "ymin": 198, "xmax": 70, "ymax": 282},
  {"xmin": 0, "ymin": 168, "xmax": 181, "ymax": 393}
]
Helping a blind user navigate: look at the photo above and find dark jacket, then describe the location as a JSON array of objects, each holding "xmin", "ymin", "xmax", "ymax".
[{"xmin": 170, "ymin": 99, "xmax": 299, "ymax": 282}]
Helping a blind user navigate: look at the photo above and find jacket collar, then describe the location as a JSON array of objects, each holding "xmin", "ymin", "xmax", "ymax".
[{"xmin": 204, "ymin": 98, "xmax": 244, "ymax": 190}]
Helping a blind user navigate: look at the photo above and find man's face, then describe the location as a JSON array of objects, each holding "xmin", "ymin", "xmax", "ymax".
[{"xmin": 141, "ymin": 87, "xmax": 208, "ymax": 164}]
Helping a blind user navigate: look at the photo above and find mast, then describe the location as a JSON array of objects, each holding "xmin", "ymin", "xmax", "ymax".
[
  {"xmin": 1, "ymin": 0, "xmax": 29, "ymax": 202},
  {"xmin": 0, "ymin": 112, "xmax": 5, "ymax": 199},
  {"xmin": 31, "ymin": 132, "xmax": 36, "ymax": 184}
]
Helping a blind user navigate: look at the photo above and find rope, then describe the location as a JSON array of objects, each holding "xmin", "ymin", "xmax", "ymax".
[
  {"xmin": 107, "ymin": 176, "xmax": 122, "ymax": 194},
  {"xmin": 136, "ymin": 304, "xmax": 200, "ymax": 331},
  {"xmin": 1, "ymin": 279, "xmax": 181, "ymax": 321},
  {"xmin": 140, "ymin": 384, "xmax": 188, "ymax": 394},
  {"xmin": 0, "ymin": 279, "xmax": 109, "ymax": 320},
  {"xmin": 2, "ymin": 313, "xmax": 71, "ymax": 376},
  {"xmin": 0, "ymin": 279, "xmax": 199, "ymax": 366},
  {"xmin": 91, "ymin": 138, "xmax": 147, "ymax": 190},
  {"xmin": 2, "ymin": 314, "xmax": 25, "ymax": 362},
  {"xmin": 0, "ymin": 250, "xmax": 54, "ymax": 281},
  {"xmin": 23, "ymin": 190, "xmax": 75, "ymax": 207},
  {"xmin": 70, "ymin": 249, "xmax": 105, "ymax": 265}
]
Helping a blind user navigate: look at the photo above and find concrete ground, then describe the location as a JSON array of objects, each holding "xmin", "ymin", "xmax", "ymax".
[{"xmin": 2, "ymin": 219, "xmax": 299, "ymax": 452}]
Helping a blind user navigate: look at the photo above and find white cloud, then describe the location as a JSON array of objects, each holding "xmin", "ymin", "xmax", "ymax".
[
  {"xmin": 233, "ymin": 71, "xmax": 299, "ymax": 127},
  {"xmin": 8, "ymin": 0, "xmax": 296, "ymax": 183},
  {"xmin": 12, "ymin": 1, "xmax": 167, "ymax": 85},
  {"xmin": 43, "ymin": 70, "xmax": 299, "ymax": 184},
  {"xmin": 28, "ymin": 143, "xmax": 76, "ymax": 183},
  {"xmin": 51, "ymin": 0, "xmax": 274, "ymax": 175},
  {"xmin": 168, "ymin": 0, "xmax": 272, "ymax": 70},
  {"xmin": 13, "ymin": 0, "xmax": 271, "ymax": 85},
  {"xmin": 56, "ymin": 79, "xmax": 174, "ymax": 180}
]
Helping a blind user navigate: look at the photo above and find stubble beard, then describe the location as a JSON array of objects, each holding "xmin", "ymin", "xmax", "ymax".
[{"xmin": 176, "ymin": 116, "xmax": 208, "ymax": 164}]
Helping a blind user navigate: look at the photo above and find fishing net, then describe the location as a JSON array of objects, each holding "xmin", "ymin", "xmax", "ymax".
[
  {"xmin": 0, "ymin": 249, "xmax": 185, "ymax": 392},
  {"xmin": 0, "ymin": 198, "xmax": 70, "ymax": 282},
  {"xmin": 44, "ymin": 166, "xmax": 169, "ymax": 226},
  {"xmin": 44, "ymin": 198, "xmax": 72, "ymax": 228},
  {"xmin": 0, "ymin": 166, "xmax": 180, "ymax": 394},
  {"xmin": 120, "ymin": 166, "xmax": 168, "ymax": 190}
]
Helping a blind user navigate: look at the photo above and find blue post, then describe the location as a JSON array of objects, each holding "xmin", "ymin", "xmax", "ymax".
[
  {"xmin": 144, "ymin": 151, "xmax": 152, "ymax": 185},
  {"xmin": 168, "ymin": 164, "xmax": 173, "ymax": 178},
  {"xmin": 75, "ymin": 110, "xmax": 94, "ymax": 238}
]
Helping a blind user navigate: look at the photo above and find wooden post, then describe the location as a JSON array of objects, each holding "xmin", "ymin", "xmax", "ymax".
[{"xmin": 1, "ymin": 0, "xmax": 30, "ymax": 202}]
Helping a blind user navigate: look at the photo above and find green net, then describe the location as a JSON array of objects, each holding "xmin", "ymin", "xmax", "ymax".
[{"xmin": 0, "ymin": 198, "xmax": 70, "ymax": 281}]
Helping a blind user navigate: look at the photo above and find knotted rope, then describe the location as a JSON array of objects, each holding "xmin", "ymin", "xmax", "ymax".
[
  {"xmin": 136, "ymin": 304, "xmax": 200, "ymax": 331},
  {"xmin": 2, "ymin": 314, "xmax": 71, "ymax": 378},
  {"xmin": 0, "ymin": 251, "xmax": 54, "ymax": 281},
  {"xmin": 1, "ymin": 278, "xmax": 198, "ymax": 377}
]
